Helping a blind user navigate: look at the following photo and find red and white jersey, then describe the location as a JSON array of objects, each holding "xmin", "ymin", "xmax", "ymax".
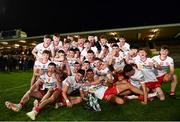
[
  {"xmin": 117, "ymin": 42, "xmax": 130, "ymax": 53},
  {"xmin": 84, "ymin": 83, "xmax": 108, "ymax": 100},
  {"xmin": 52, "ymin": 61, "xmax": 64, "ymax": 69},
  {"xmin": 39, "ymin": 73, "xmax": 57, "ymax": 90},
  {"xmin": 152, "ymin": 55, "xmax": 174, "ymax": 77},
  {"xmin": 129, "ymin": 68, "xmax": 145, "ymax": 89},
  {"xmin": 94, "ymin": 67, "xmax": 109, "ymax": 76},
  {"xmin": 62, "ymin": 76, "xmax": 83, "ymax": 94},
  {"xmin": 108, "ymin": 52, "xmax": 125, "ymax": 70},
  {"xmin": 94, "ymin": 85, "xmax": 108, "ymax": 99},
  {"xmin": 51, "ymin": 41, "xmax": 63, "ymax": 53},
  {"xmin": 34, "ymin": 43, "xmax": 54, "ymax": 58},
  {"xmin": 34, "ymin": 60, "xmax": 51, "ymax": 73},
  {"xmin": 98, "ymin": 51, "xmax": 109, "ymax": 63},
  {"xmin": 135, "ymin": 58, "xmax": 158, "ymax": 82},
  {"xmin": 81, "ymin": 47, "xmax": 98, "ymax": 58},
  {"xmin": 67, "ymin": 57, "xmax": 77, "ymax": 68}
]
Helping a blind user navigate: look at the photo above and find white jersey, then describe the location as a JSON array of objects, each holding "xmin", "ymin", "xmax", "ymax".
[
  {"xmin": 34, "ymin": 43, "xmax": 54, "ymax": 58},
  {"xmin": 98, "ymin": 51, "xmax": 109, "ymax": 63},
  {"xmin": 52, "ymin": 61, "xmax": 64, "ymax": 69},
  {"xmin": 152, "ymin": 55, "xmax": 174, "ymax": 77},
  {"xmin": 94, "ymin": 85, "xmax": 108, "ymax": 99},
  {"xmin": 39, "ymin": 73, "xmax": 57, "ymax": 90},
  {"xmin": 34, "ymin": 60, "xmax": 51, "ymax": 73},
  {"xmin": 82, "ymin": 83, "xmax": 108, "ymax": 100},
  {"xmin": 62, "ymin": 76, "xmax": 83, "ymax": 94},
  {"xmin": 118, "ymin": 42, "xmax": 130, "ymax": 53},
  {"xmin": 94, "ymin": 67, "xmax": 109, "ymax": 76},
  {"xmin": 81, "ymin": 47, "xmax": 98, "ymax": 58},
  {"xmin": 108, "ymin": 52, "xmax": 125, "ymax": 70},
  {"xmin": 51, "ymin": 41, "xmax": 63, "ymax": 53},
  {"xmin": 129, "ymin": 68, "xmax": 145, "ymax": 89},
  {"xmin": 67, "ymin": 57, "xmax": 77, "ymax": 68},
  {"xmin": 135, "ymin": 58, "xmax": 158, "ymax": 82}
]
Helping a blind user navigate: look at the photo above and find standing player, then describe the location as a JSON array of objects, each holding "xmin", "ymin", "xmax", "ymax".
[
  {"xmin": 30, "ymin": 50, "xmax": 51, "ymax": 86},
  {"xmin": 32, "ymin": 34, "xmax": 55, "ymax": 60}
]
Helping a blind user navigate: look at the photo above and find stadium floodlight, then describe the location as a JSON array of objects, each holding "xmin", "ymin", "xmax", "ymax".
[
  {"xmin": 0, "ymin": 42, "xmax": 8, "ymax": 45},
  {"xmin": 151, "ymin": 29, "xmax": 159, "ymax": 33},
  {"xmin": 14, "ymin": 44, "xmax": 20, "ymax": 47},
  {"xmin": 19, "ymin": 40, "xmax": 26, "ymax": 43},
  {"xmin": 109, "ymin": 32, "xmax": 117, "ymax": 36},
  {"xmin": 148, "ymin": 34, "xmax": 155, "ymax": 38},
  {"xmin": 31, "ymin": 43, "xmax": 36, "ymax": 46}
]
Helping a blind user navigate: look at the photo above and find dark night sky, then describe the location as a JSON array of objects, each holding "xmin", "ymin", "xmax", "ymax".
[{"xmin": 0, "ymin": 0, "xmax": 180, "ymax": 36}]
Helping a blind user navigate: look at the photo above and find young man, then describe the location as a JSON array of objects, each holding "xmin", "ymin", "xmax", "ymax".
[
  {"xmin": 26, "ymin": 64, "xmax": 62, "ymax": 120},
  {"xmin": 61, "ymin": 69, "xmax": 85, "ymax": 107},
  {"xmin": 5, "ymin": 62, "xmax": 60, "ymax": 112},
  {"xmin": 123, "ymin": 64, "xmax": 148, "ymax": 104},
  {"xmin": 117, "ymin": 37, "xmax": 130, "ymax": 54},
  {"xmin": 93, "ymin": 57, "xmax": 109, "ymax": 76},
  {"xmin": 30, "ymin": 50, "xmax": 51, "ymax": 86},
  {"xmin": 108, "ymin": 44, "xmax": 125, "ymax": 72},
  {"xmin": 32, "ymin": 34, "xmax": 55, "ymax": 60},
  {"xmin": 152, "ymin": 45, "xmax": 178, "ymax": 96},
  {"xmin": 134, "ymin": 48, "xmax": 165, "ymax": 101},
  {"xmin": 52, "ymin": 33, "xmax": 63, "ymax": 53}
]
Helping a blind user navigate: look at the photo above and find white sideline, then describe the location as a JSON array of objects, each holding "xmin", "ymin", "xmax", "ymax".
[{"xmin": 0, "ymin": 84, "xmax": 28, "ymax": 93}]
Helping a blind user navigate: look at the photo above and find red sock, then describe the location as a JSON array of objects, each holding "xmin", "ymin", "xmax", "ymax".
[
  {"xmin": 170, "ymin": 91, "xmax": 175, "ymax": 95},
  {"xmin": 19, "ymin": 102, "xmax": 24, "ymax": 107},
  {"xmin": 35, "ymin": 106, "xmax": 41, "ymax": 113},
  {"xmin": 138, "ymin": 95, "xmax": 144, "ymax": 101}
]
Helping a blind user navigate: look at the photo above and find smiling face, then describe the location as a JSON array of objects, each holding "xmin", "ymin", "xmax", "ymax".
[
  {"xmin": 43, "ymin": 37, "xmax": 51, "ymax": 45},
  {"xmin": 75, "ymin": 72, "xmax": 84, "ymax": 82},
  {"xmin": 160, "ymin": 48, "xmax": 169, "ymax": 57},
  {"xmin": 86, "ymin": 70, "xmax": 94, "ymax": 79},
  {"xmin": 48, "ymin": 65, "xmax": 56, "ymax": 73}
]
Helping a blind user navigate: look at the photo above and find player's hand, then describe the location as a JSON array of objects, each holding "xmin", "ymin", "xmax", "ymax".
[
  {"xmin": 66, "ymin": 100, "xmax": 72, "ymax": 107},
  {"xmin": 163, "ymin": 73, "xmax": 172, "ymax": 82}
]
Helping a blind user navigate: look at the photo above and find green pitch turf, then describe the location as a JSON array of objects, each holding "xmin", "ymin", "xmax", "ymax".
[{"xmin": 0, "ymin": 70, "xmax": 180, "ymax": 121}]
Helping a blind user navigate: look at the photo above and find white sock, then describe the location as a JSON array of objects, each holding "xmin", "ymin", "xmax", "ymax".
[
  {"xmin": 148, "ymin": 92, "xmax": 158, "ymax": 98},
  {"xmin": 126, "ymin": 95, "xmax": 138, "ymax": 99}
]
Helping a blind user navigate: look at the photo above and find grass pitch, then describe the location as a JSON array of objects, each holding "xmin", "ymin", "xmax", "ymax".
[{"xmin": 0, "ymin": 69, "xmax": 180, "ymax": 121}]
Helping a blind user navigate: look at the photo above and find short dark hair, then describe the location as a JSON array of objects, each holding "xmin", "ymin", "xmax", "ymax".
[
  {"xmin": 44, "ymin": 34, "xmax": 51, "ymax": 39},
  {"xmin": 84, "ymin": 40, "xmax": 90, "ymax": 43},
  {"xmin": 53, "ymin": 33, "xmax": 60, "ymax": 37},
  {"xmin": 123, "ymin": 64, "xmax": 133, "ymax": 73},
  {"xmin": 77, "ymin": 69, "xmax": 85, "ymax": 76},
  {"xmin": 58, "ymin": 50, "xmax": 65, "ymax": 54},
  {"xmin": 83, "ymin": 61, "xmax": 90, "ymax": 64},
  {"xmin": 87, "ymin": 50, "xmax": 95, "ymax": 54},
  {"xmin": 103, "ymin": 45, "xmax": 109, "ymax": 49},
  {"xmin": 74, "ymin": 61, "xmax": 80, "ymax": 65},
  {"xmin": 48, "ymin": 62, "xmax": 56, "ymax": 67},
  {"xmin": 86, "ymin": 68, "xmax": 94, "ymax": 73},
  {"xmin": 94, "ymin": 57, "xmax": 103, "ymax": 62},
  {"xmin": 42, "ymin": 50, "xmax": 51, "ymax": 55},
  {"xmin": 112, "ymin": 44, "xmax": 119, "ymax": 48},
  {"xmin": 161, "ymin": 45, "xmax": 169, "ymax": 50}
]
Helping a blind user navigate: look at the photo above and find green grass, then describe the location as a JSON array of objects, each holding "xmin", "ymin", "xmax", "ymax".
[{"xmin": 0, "ymin": 69, "xmax": 180, "ymax": 121}]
